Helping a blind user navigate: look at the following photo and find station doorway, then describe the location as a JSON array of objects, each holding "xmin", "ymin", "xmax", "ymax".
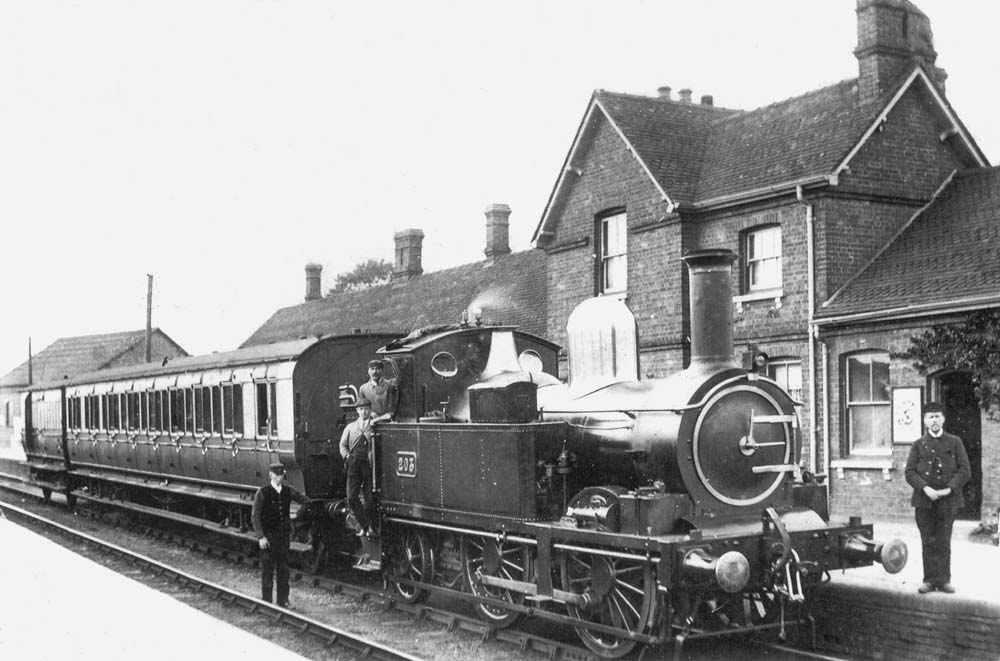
[{"xmin": 931, "ymin": 370, "xmax": 982, "ymax": 520}]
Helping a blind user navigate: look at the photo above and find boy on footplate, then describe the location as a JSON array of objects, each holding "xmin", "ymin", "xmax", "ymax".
[
  {"xmin": 904, "ymin": 402, "xmax": 971, "ymax": 594},
  {"xmin": 251, "ymin": 462, "xmax": 308, "ymax": 608}
]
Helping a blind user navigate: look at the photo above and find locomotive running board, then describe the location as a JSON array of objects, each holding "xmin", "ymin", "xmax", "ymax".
[{"xmin": 751, "ymin": 464, "xmax": 798, "ymax": 473}]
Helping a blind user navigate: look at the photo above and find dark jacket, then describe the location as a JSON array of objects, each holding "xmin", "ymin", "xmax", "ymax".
[
  {"xmin": 251, "ymin": 483, "xmax": 307, "ymax": 539},
  {"xmin": 904, "ymin": 432, "xmax": 971, "ymax": 509}
]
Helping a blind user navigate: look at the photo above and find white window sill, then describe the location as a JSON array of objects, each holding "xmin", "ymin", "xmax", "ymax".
[
  {"xmin": 733, "ymin": 288, "xmax": 784, "ymax": 304},
  {"xmin": 830, "ymin": 458, "xmax": 895, "ymax": 481}
]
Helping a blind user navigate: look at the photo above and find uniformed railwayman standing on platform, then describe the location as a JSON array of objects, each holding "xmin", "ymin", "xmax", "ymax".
[
  {"xmin": 904, "ymin": 402, "xmax": 971, "ymax": 595},
  {"xmin": 252, "ymin": 462, "xmax": 308, "ymax": 608}
]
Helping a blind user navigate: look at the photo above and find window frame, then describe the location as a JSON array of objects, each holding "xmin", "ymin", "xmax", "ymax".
[
  {"xmin": 741, "ymin": 224, "xmax": 783, "ymax": 294},
  {"xmin": 844, "ymin": 350, "xmax": 892, "ymax": 456},
  {"xmin": 595, "ymin": 210, "xmax": 628, "ymax": 296},
  {"xmin": 767, "ymin": 357, "xmax": 803, "ymax": 402}
]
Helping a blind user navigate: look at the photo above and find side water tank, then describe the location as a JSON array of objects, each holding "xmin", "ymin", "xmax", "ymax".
[{"xmin": 566, "ymin": 297, "xmax": 639, "ymax": 392}]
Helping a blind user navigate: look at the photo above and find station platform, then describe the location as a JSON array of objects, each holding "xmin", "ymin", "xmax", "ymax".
[
  {"xmin": 0, "ymin": 516, "xmax": 305, "ymax": 661},
  {"xmin": 812, "ymin": 518, "xmax": 1000, "ymax": 660}
]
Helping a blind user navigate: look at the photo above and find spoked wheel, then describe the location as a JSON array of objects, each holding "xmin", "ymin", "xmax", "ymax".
[
  {"xmin": 560, "ymin": 550, "xmax": 658, "ymax": 658},
  {"xmin": 385, "ymin": 528, "xmax": 433, "ymax": 604},
  {"xmin": 461, "ymin": 536, "xmax": 532, "ymax": 628}
]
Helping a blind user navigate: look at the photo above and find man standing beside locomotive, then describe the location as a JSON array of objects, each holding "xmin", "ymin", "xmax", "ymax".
[
  {"xmin": 340, "ymin": 396, "xmax": 375, "ymax": 538},
  {"xmin": 252, "ymin": 462, "xmax": 308, "ymax": 608},
  {"xmin": 904, "ymin": 402, "xmax": 971, "ymax": 594},
  {"xmin": 359, "ymin": 358, "xmax": 397, "ymax": 422}
]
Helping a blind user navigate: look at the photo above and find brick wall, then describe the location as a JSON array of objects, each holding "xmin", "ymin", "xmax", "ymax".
[
  {"xmin": 812, "ymin": 581, "xmax": 1000, "ymax": 660},
  {"xmin": 821, "ymin": 317, "xmax": 1000, "ymax": 523},
  {"xmin": 543, "ymin": 113, "xmax": 677, "ymax": 375}
]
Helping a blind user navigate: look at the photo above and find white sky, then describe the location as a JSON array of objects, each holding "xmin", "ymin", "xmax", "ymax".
[{"xmin": 1, "ymin": 1, "xmax": 997, "ymax": 376}]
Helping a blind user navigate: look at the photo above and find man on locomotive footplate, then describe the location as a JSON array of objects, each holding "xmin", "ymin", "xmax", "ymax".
[
  {"xmin": 340, "ymin": 396, "xmax": 375, "ymax": 538},
  {"xmin": 904, "ymin": 402, "xmax": 971, "ymax": 594},
  {"xmin": 359, "ymin": 358, "xmax": 397, "ymax": 422},
  {"xmin": 252, "ymin": 462, "xmax": 308, "ymax": 608}
]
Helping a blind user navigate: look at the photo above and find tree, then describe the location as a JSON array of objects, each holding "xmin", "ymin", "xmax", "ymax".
[
  {"xmin": 906, "ymin": 310, "xmax": 1000, "ymax": 419},
  {"xmin": 329, "ymin": 259, "xmax": 393, "ymax": 293}
]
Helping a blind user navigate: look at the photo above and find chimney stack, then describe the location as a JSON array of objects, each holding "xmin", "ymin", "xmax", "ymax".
[
  {"xmin": 484, "ymin": 203, "xmax": 512, "ymax": 259},
  {"xmin": 855, "ymin": 0, "xmax": 947, "ymax": 103},
  {"xmin": 682, "ymin": 249, "xmax": 738, "ymax": 368},
  {"xmin": 700, "ymin": 94, "xmax": 714, "ymax": 107},
  {"xmin": 305, "ymin": 263, "xmax": 323, "ymax": 301},
  {"xmin": 678, "ymin": 88, "xmax": 693, "ymax": 104},
  {"xmin": 392, "ymin": 229, "xmax": 424, "ymax": 281},
  {"xmin": 657, "ymin": 85, "xmax": 672, "ymax": 101}
]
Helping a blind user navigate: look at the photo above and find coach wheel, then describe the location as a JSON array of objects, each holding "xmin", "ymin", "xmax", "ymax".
[
  {"xmin": 386, "ymin": 528, "xmax": 433, "ymax": 604},
  {"xmin": 560, "ymin": 549, "xmax": 658, "ymax": 659},
  {"xmin": 300, "ymin": 539, "xmax": 328, "ymax": 574},
  {"xmin": 461, "ymin": 536, "xmax": 532, "ymax": 628}
]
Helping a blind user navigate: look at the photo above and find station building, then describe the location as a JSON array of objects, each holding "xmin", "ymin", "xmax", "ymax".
[{"xmin": 529, "ymin": 0, "xmax": 999, "ymax": 522}]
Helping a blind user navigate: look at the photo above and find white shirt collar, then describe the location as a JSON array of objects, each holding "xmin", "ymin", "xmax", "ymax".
[{"xmin": 270, "ymin": 480, "xmax": 283, "ymax": 492}]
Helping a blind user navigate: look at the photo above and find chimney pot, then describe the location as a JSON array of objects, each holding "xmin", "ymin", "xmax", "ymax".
[
  {"xmin": 678, "ymin": 88, "xmax": 692, "ymax": 104},
  {"xmin": 657, "ymin": 85, "xmax": 672, "ymax": 100},
  {"xmin": 392, "ymin": 229, "xmax": 424, "ymax": 281},
  {"xmin": 700, "ymin": 94, "xmax": 714, "ymax": 106},
  {"xmin": 484, "ymin": 203, "xmax": 512, "ymax": 259},
  {"xmin": 304, "ymin": 263, "xmax": 323, "ymax": 301}
]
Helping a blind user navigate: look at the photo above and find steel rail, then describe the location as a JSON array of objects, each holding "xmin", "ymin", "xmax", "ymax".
[{"xmin": 0, "ymin": 500, "xmax": 422, "ymax": 661}]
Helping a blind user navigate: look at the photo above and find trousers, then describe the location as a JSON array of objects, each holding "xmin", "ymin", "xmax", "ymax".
[
  {"xmin": 914, "ymin": 500, "xmax": 956, "ymax": 586},
  {"xmin": 260, "ymin": 535, "xmax": 291, "ymax": 605},
  {"xmin": 346, "ymin": 455, "xmax": 372, "ymax": 531}
]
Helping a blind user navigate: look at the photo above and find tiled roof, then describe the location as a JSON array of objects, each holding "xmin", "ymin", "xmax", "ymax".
[
  {"xmin": 241, "ymin": 249, "xmax": 548, "ymax": 347},
  {"xmin": 695, "ymin": 80, "xmax": 876, "ymax": 202},
  {"xmin": 595, "ymin": 91, "xmax": 730, "ymax": 204},
  {"xmin": 817, "ymin": 166, "xmax": 1000, "ymax": 319},
  {"xmin": 0, "ymin": 329, "xmax": 185, "ymax": 388},
  {"xmin": 595, "ymin": 80, "xmax": 878, "ymax": 207}
]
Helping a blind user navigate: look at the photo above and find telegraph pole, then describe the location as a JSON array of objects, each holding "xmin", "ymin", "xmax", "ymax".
[{"xmin": 145, "ymin": 274, "xmax": 153, "ymax": 363}]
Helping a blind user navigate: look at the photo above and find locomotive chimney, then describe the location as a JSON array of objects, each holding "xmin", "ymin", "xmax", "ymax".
[
  {"xmin": 304, "ymin": 262, "xmax": 322, "ymax": 301},
  {"xmin": 392, "ymin": 229, "xmax": 424, "ymax": 281},
  {"xmin": 682, "ymin": 249, "xmax": 738, "ymax": 367}
]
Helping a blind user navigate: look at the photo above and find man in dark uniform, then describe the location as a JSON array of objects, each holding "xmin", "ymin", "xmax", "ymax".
[
  {"xmin": 251, "ymin": 462, "xmax": 308, "ymax": 607},
  {"xmin": 339, "ymin": 396, "xmax": 375, "ymax": 537},
  {"xmin": 904, "ymin": 402, "xmax": 971, "ymax": 594},
  {"xmin": 359, "ymin": 359, "xmax": 397, "ymax": 423}
]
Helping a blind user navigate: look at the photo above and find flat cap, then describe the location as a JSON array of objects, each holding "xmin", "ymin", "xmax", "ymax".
[
  {"xmin": 268, "ymin": 462, "xmax": 286, "ymax": 474},
  {"xmin": 923, "ymin": 402, "xmax": 945, "ymax": 414},
  {"xmin": 354, "ymin": 396, "xmax": 373, "ymax": 409},
  {"xmin": 368, "ymin": 359, "xmax": 385, "ymax": 368}
]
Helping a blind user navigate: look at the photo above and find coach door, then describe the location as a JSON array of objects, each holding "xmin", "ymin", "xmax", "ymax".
[{"xmin": 932, "ymin": 370, "xmax": 982, "ymax": 520}]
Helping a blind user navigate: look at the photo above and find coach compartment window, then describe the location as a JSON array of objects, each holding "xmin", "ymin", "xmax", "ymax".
[
  {"xmin": 223, "ymin": 384, "xmax": 242, "ymax": 435},
  {"xmin": 169, "ymin": 390, "xmax": 184, "ymax": 433},
  {"xmin": 108, "ymin": 394, "xmax": 119, "ymax": 431},
  {"xmin": 100, "ymin": 395, "xmax": 109, "ymax": 431},
  {"xmin": 256, "ymin": 381, "xmax": 277, "ymax": 437},
  {"xmin": 150, "ymin": 391, "xmax": 162, "ymax": 432},
  {"xmin": 140, "ymin": 392, "xmax": 149, "ymax": 432},
  {"xmin": 184, "ymin": 389, "xmax": 194, "ymax": 432},
  {"xmin": 194, "ymin": 387, "xmax": 205, "ymax": 433},
  {"xmin": 212, "ymin": 386, "xmax": 222, "ymax": 435}
]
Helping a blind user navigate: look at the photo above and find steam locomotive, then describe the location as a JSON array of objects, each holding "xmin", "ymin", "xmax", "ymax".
[{"xmin": 14, "ymin": 249, "xmax": 906, "ymax": 658}]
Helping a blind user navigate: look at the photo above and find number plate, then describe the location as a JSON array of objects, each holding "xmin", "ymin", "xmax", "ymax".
[{"xmin": 396, "ymin": 451, "xmax": 417, "ymax": 478}]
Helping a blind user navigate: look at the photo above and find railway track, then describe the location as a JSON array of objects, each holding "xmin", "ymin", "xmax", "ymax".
[
  {"xmin": 0, "ymin": 500, "xmax": 421, "ymax": 661},
  {"xmin": 0, "ymin": 476, "xmax": 854, "ymax": 661}
]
